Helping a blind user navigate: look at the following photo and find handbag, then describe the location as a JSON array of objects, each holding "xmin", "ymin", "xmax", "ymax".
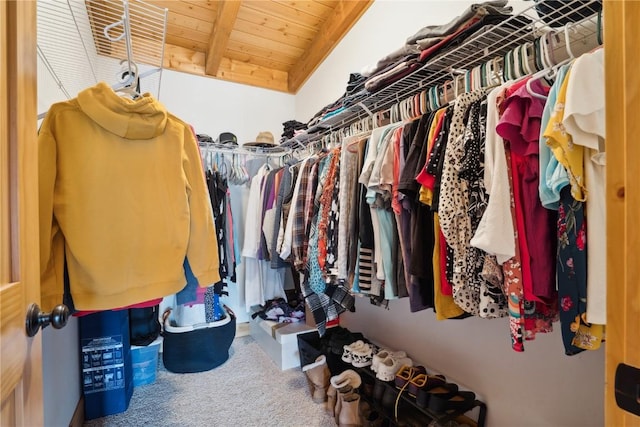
[{"xmin": 162, "ymin": 305, "xmax": 236, "ymax": 373}]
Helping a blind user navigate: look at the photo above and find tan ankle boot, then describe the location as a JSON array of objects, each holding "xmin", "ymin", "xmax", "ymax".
[
  {"xmin": 334, "ymin": 385, "xmax": 353, "ymax": 425},
  {"xmin": 326, "ymin": 384, "xmax": 338, "ymax": 416},
  {"xmin": 302, "ymin": 355, "xmax": 331, "ymax": 403},
  {"xmin": 338, "ymin": 392, "xmax": 363, "ymax": 427}
]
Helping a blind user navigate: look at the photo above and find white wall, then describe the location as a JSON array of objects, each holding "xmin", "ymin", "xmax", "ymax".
[
  {"xmin": 295, "ymin": 1, "xmax": 604, "ymax": 426},
  {"xmin": 42, "ymin": 318, "xmax": 80, "ymax": 427},
  {"xmin": 158, "ymin": 69, "xmax": 294, "ymax": 147}
]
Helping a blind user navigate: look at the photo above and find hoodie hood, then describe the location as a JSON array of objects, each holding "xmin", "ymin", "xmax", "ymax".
[{"xmin": 77, "ymin": 82, "xmax": 168, "ymax": 140}]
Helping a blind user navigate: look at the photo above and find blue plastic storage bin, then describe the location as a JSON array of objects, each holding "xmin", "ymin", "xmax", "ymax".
[
  {"xmin": 131, "ymin": 337, "xmax": 162, "ymax": 387},
  {"xmin": 79, "ymin": 310, "xmax": 133, "ymax": 420}
]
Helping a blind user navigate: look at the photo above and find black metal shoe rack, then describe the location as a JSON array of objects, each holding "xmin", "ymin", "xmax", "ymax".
[{"xmin": 355, "ymin": 366, "xmax": 487, "ymax": 427}]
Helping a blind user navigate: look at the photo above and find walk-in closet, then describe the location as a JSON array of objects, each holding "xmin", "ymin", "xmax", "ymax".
[{"xmin": 2, "ymin": 0, "xmax": 639, "ymax": 426}]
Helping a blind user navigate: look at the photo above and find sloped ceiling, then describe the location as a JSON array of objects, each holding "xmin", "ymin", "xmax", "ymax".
[{"xmin": 144, "ymin": 0, "xmax": 373, "ymax": 93}]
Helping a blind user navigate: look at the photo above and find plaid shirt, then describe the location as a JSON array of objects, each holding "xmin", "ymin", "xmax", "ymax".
[
  {"xmin": 303, "ymin": 278, "xmax": 355, "ymax": 336},
  {"xmin": 292, "ymin": 158, "xmax": 317, "ymax": 271}
]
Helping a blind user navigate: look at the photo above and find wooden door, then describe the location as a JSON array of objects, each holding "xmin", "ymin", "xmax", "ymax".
[
  {"xmin": 605, "ymin": 0, "xmax": 640, "ymax": 425},
  {"xmin": 0, "ymin": 1, "xmax": 43, "ymax": 425}
]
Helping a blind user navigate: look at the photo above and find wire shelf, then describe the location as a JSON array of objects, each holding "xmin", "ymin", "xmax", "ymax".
[
  {"xmin": 281, "ymin": 0, "xmax": 603, "ymax": 148},
  {"xmin": 37, "ymin": 0, "xmax": 167, "ymax": 117}
]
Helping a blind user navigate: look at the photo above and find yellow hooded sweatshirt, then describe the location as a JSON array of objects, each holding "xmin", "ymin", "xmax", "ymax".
[{"xmin": 38, "ymin": 82, "xmax": 220, "ymax": 311}]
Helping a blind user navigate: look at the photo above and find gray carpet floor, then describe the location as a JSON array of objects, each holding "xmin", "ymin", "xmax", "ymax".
[{"xmin": 84, "ymin": 336, "xmax": 335, "ymax": 427}]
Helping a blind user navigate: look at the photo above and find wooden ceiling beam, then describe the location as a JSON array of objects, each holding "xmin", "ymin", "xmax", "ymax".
[
  {"xmin": 164, "ymin": 43, "xmax": 206, "ymax": 76},
  {"xmin": 165, "ymin": 43, "xmax": 290, "ymax": 93},
  {"xmin": 205, "ymin": 0, "xmax": 241, "ymax": 76},
  {"xmin": 287, "ymin": 0, "xmax": 372, "ymax": 93},
  {"xmin": 217, "ymin": 57, "xmax": 289, "ymax": 93}
]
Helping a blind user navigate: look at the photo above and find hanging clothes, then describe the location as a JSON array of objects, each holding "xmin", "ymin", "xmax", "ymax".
[
  {"xmin": 337, "ymin": 135, "xmax": 368, "ymax": 282},
  {"xmin": 496, "ymin": 78, "xmax": 557, "ymax": 303},
  {"xmin": 562, "ymin": 48, "xmax": 606, "ymax": 326},
  {"xmin": 275, "ymin": 39, "xmax": 607, "ymax": 352},
  {"xmin": 242, "ymin": 165, "xmax": 287, "ymax": 311},
  {"xmin": 363, "ymin": 124, "xmax": 405, "ymax": 300},
  {"xmin": 292, "ymin": 158, "xmax": 319, "ymax": 271},
  {"xmin": 280, "ymin": 157, "xmax": 312, "ymax": 262},
  {"xmin": 461, "ymin": 100, "xmax": 507, "ymax": 318},
  {"xmin": 207, "ymin": 170, "xmax": 231, "ymax": 280},
  {"xmin": 307, "ymin": 153, "xmax": 333, "ymax": 294},
  {"xmin": 273, "ymin": 162, "xmax": 298, "ymax": 268},
  {"xmin": 356, "ymin": 145, "xmax": 378, "ymax": 294},
  {"xmin": 543, "ymin": 60, "xmax": 604, "ymax": 353},
  {"xmin": 438, "ymin": 89, "xmax": 505, "ymax": 316},
  {"xmin": 555, "ymin": 187, "xmax": 589, "ymax": 355},
  {"xmin": 38, "ymin": 82, "xmax": 220, "ymax": 311},
  {"xmin": 295, "ymin": 147, "xmax": 355, "ymax": 336},
  {"xmin": 538, "ymin": 65, "xmax": 571, "ymax": 210},
  {"xmin": 471, "ymin": 84, "xmax": 516, "ymax": 264},
  {"xmin": 395, "ymin": 120, "xmax": 433, "ymax": 312}
]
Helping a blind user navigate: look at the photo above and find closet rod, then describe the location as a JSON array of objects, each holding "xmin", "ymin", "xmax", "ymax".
[{"xmin": 199, "ymin": 145, "xmax": 292, "ymax": 158}]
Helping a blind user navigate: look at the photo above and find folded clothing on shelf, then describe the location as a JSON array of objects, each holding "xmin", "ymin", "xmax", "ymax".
[
  {"xmin": 406, "ymin": 0, "xmax": 511, "ymax": 45},
  {"xmin": 280, "ymin": 120, "xmax": 308, "ymax": 142}
]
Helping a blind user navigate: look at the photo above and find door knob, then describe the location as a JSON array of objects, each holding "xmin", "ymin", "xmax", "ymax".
[{"xmin": 25, "ymin": 303, "xmax": 69, "ymax": 337}]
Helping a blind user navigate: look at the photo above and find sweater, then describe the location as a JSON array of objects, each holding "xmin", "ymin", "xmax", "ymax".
[{"xmin": 38, "ymin": 82, "xmax": 220, "ymax": 311}]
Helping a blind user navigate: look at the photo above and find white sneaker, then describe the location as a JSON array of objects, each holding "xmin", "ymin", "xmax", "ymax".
[
  {"xmin": 341, "ymin": 340, "xmax": 366, "ymax": 364},
  {"xmin": 376, "ymin": 355, "xmax": 413, "ymax": 382},
  {"xmin": 371, "ymin": 349, "xmax": 407, "ymax": 373},
  {"xmin": 351, "ymin": 343, "xmax": 373, "ymax": 368}
]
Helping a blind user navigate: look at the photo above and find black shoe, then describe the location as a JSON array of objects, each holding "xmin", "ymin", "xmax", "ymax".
[{"xmin": 373, "ymin": 378, "xmax": 389, "ymax": 403}]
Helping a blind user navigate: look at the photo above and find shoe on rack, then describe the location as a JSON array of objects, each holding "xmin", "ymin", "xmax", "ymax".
[
  {"xmin": 428, "ymin": 390, "xmax": 476, "ymax": 415},
  {"xmin": 380, "ymin": 384, "xmax": 398, "ymax": 413},
  {"xmin": 416, "ymin": 382, "xmax": 458, "ymax": 409},
  {"xmin": 327, "ymin": 384, "xmax": 338, "ymax": 416},
  {"xmin": 330, "ymin": 328, "xmax": 365, "ymax": 356},
  {"xmin": 362, "ymin": 410, "xmax": 384, "ymax": 427},
  {"xmin": 331, "ymin": 369, "xmax": 362, "ymax": 390},
  {"xmin": 409, "ymin": 373, "xmax": 446, "ymax": 398},
  {"xmin": 376, "ymin": 355, "xmax": 413, "ymax": 382},
  {"xmin": 342, "ymin": 340, "xmax": 367, "ymax": 364},
  {"xmin": 360, "ymin": 372, "xmax": 375, "ymax": 398},
  {"xmin": 359, "ymin": 398, "xmax": 372, "ymax": 421},
  {"xmin": 372, "ymin": 378, "xmax": 388, "ymax": 404},
  {"xmin": 351, "ymin": 343, "xmax": 374, "ymax": 368},
  {"xmin": 338, "ymin": 391, "xmax": 363, "ymax": 427},
  {"xmin": 334, "ymin": 385, "xmax": 354, "ymax": 425},
  {"xmin": 371, "ymin": 349, "xmax": 406, "ymax": 373},
  {"xmin": 301, "ymin": 355, "xmax": 331, "ymax": 403},
  {"xmin": 394, "ymin": 365, "xmax": 427, "ymax": 391}
]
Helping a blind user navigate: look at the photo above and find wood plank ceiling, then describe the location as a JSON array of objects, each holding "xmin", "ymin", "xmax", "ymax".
[{"xmin": 145, "ymin": 0, "xmax": 373, "ymax": 93}]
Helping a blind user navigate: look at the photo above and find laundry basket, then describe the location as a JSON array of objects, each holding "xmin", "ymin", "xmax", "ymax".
[{"xmin": 162, "ymin": 306, "xmax": 236, "ymax": 373}]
